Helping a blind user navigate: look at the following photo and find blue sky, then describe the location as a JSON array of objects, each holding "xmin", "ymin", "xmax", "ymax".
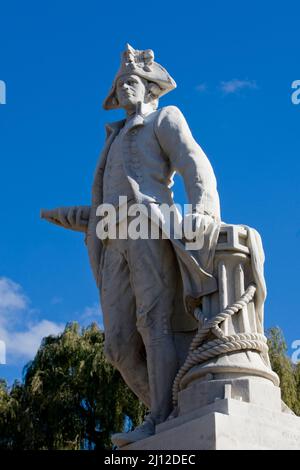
[{"xmin": 0, "ymin": 0, "xmax": 299, "ymax": 384}]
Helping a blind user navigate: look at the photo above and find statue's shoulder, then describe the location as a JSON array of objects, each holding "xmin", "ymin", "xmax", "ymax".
[
  {"xmin": 155, "ymin": 105, "xmax": 187, "ymax": 130},
  {"xmin": 157, "ymin": 105, "xmax": 183, "ymax": 119}
]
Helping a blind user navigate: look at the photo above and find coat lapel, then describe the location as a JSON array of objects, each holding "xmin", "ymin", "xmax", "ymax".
[
  {"xmin": 93, "ymin": 113, "xmax": 145, "ymax": 195},
  {"xmin": 87, "ymin": 113, "xmax": 145, "ymax": 287},
  {"xmin": 91, "ymin": 120, "xmax": 124, "ymax": 205},
  {"xmin": 100, "ymin": 119, "xmax": 126, "ymax": 170},
  {"xmin": 105, "ymin": 119, "xmax": 126, "ymax": 138},
  {"xmin": 87, "ymin": 118, "xmax": 124, "ymax": 286}
]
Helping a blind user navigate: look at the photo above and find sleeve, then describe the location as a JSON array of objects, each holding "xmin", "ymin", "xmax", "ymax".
[{"xmin": 154, "ymin": 106, "xmax": 220, "ymax": 218}]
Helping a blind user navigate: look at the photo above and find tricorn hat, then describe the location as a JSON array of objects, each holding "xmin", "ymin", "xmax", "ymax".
[{"xmin": 103, "ymin": 44, "xmax": 177, "ymax": 110}]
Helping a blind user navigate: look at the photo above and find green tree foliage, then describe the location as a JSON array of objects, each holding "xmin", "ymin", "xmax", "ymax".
[
  {"xmin": 1, "ymin": 324, "xmax": 299, "ymax": 449},
  {"xmin": 0, "ymin": 323, "xmax": 146, "ymax": 449},
  {"xmin": 0, "ymin": 379, "xmax": 23, "ymax": 448},
  {"xmin": 267, "ymin": 326, "xmax": 300, "ymax": 414}
]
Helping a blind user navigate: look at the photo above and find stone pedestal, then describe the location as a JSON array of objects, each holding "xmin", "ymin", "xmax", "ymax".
[
  {"xmin": 124, "ymin": 379, "xmax": 300, "ymax": 450},
  {"xmin": 122, "ymin": 224, "xmax": 300, "ymax": 450}
]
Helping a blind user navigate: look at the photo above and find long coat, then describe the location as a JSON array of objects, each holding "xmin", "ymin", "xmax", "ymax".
[{"xmin": 86, "ymin": 106, "xmax": 221, "ymax": 331}]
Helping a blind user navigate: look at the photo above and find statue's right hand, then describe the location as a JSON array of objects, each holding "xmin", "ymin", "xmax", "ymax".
[{"xmin": 40, "ymin": 206, "xmax": 90, "ymax": 233}]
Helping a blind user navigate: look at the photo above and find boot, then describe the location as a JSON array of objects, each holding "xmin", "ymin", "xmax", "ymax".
[{"xmin": 111, "ymin": 414, "xmax": 155, "ymax": 447}]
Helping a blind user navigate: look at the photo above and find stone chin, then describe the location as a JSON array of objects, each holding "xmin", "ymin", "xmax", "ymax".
[{"xmin": 117, "ymin": 95, "xmax": 137, "ymax": 109}]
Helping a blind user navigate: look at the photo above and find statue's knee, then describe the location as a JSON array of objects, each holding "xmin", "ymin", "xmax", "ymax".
[
  {"xmin": 104, "ymin": 341, "xmax": 126, "ymax": 368},
  {"xmin": 136, "ymin": 308, "xmax": 172, "ymax": 343}
]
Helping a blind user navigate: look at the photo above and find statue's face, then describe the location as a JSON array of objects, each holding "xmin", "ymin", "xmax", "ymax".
[{"xmin": 116, "ymin": 74, "xmax": 147, "ymax": 111}]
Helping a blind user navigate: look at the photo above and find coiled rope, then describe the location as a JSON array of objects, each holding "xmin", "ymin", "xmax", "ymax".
[{"xmin": 172, "ymin": 284, "xmax": 268, "ymax": 405}]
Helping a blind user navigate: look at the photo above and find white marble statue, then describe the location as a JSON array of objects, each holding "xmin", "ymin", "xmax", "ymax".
[{"xmin": 41, "ymin": 44, "xmax": 280, "ymax": 449}]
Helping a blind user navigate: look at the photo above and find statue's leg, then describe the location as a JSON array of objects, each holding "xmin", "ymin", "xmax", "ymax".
[
  {"xmin": 100, "ymin": 239, "xmax": 150, "ymax": 408},
  {"xmin": 128, "ymin": 236, "xmax": 179, "ymax": 425}
]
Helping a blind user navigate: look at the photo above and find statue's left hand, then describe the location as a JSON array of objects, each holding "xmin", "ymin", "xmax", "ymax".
[
  {"xmin": 183, "ymin": 212, "xmax": 213, "ymax": 241},
  {"xmin": 40, "ymin": 206, "xmax": 90, "ymax": 233}
]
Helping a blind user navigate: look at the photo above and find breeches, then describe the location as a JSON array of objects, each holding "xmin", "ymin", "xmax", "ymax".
[{"xmin": 100, "ymin": 235, "xmax": 178, "ymax": 366}]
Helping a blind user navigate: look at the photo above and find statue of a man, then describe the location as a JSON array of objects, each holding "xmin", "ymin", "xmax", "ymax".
[{"xmin": 41, "ymin": 44, "xmax": 221, "ymax": 446}]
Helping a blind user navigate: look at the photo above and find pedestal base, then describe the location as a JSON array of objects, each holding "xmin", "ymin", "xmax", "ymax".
[{"xmin": 123, "ymin": 398, "xmax": 300, "ymax": 450}]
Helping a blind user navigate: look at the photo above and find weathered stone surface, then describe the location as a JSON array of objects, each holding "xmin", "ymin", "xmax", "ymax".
[{"xmin": 124, "ymin": 398, "xmax": 300, "ymax": 450}]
